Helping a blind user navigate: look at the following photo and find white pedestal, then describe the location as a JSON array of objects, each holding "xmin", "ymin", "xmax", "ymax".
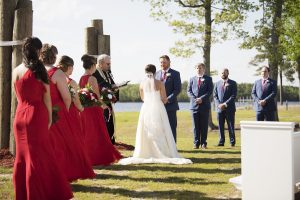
[{"xmin": 240, "ymin": 121, "xmax": 299, "ymax": 200}]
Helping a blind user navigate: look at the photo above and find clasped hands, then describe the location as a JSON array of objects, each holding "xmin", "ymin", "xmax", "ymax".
[
  {"xmin": 258, "ymin": 99, "xmax": 266, "ymax": 106},
  {"xmin": 195, "ymin": 98, "xmax": 202, "ymax": 105},
  {"xmin": 218, "ymin": 103, "xmax": 227, "ymax": 111}
]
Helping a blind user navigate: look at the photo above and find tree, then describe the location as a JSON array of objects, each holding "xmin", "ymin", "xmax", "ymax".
[
  {"xmin": 281, "ymin": 0, "xmax": 300, "ymax": 102},
  {"xmin": 141, "ymin": 0, "xmax": 256, "ymax": 129},
  {"xmin": 241, "ymin": 0, "xmax": 285, "ymax": 120}
]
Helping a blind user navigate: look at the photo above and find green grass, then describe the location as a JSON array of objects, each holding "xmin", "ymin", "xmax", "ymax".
[{"xmin": 1, "ymin": 106, "xmax": 299, "ymax": 199}]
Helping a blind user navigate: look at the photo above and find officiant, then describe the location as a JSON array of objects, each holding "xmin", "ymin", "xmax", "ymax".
[{"xmin": 93, "ymin": 54, "xmax": 119, "ymax": 144}]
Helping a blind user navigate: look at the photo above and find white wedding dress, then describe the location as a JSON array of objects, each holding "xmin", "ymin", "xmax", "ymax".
[{"xmin": 119, "ymin": 74, "xmax": 192, "ymax": 165}]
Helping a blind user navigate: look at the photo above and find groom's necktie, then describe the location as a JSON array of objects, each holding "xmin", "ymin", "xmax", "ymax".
[{"xmin": 161, "ymin": 71, "xmax": 167, "ymax": 81}]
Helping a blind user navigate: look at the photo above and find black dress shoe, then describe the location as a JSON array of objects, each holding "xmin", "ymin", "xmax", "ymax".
[
  {"xmin": 216, "ymin": 143, "xmax": 224, "ymax": 146},
  {"xmin": 201, "ymin": 144, "xmax": 207, "ymax": 149},
  {"xmin": 193, "ymin": 145, "xmax": 199, "ymax": 149},
  {"xmin": 230, "ymin": 144, "xmax": 235, "ymax": 147}
]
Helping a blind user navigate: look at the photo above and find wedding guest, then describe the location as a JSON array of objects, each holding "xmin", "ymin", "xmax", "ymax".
[
  {"xmin": 213, "ymin": 68, "xmax": 237, "ymax": 147},
  {"xmin": 12, "ymin": 37, "xmax": 73, "ymax": 200},
  {"xmin": 155, "ymin": 55, "xmax": 181, "ymax": 143},
  {"xmin": 93, "ymin": 54, "xmax": 118, "ymax": 144},
  {"xmin": 187, "ymin": 63, "xmax": 213, "ymax": 149},
  {"xmin": 251, "ymin": 66, "xmax": 277, "ymax": 121},
  {"xmin": 41, "ymin": 45, "xmax": 95, "ymax": 181},
  {"xmin": 79, "ymin": 54, "xmax": 122, "ymax": 166}
]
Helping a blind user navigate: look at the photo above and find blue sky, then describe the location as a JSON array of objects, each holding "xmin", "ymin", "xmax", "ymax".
[{"xmin": 31, "ymin": 0, "xmax": 298, "ymax": 87}]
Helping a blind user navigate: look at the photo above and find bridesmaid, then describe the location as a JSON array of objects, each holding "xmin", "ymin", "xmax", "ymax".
[
  {"xmin": 79, "ymin": 54, "xmax": 122, "ymax": 166},
  {"xmin": 40, "ymin": 45, "xmax": 95, "ymax": 182},
  {"xmin": 57, "ymin": 55, "xmax": 84, "ymax": 141},
  {"xmin": 12, "ymin": 37, "xmax": 73, "ymax": 200}
]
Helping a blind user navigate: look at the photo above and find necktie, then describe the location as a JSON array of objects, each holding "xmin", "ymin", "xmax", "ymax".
[
  {"xmin": 262, "ymin": 79, "xmax": 266, "ymax": 92},
  {"xmin": 161, "ymin": 71, "xmax": 167, "ymax": 81},
  {"xmin": 222, "ymin": 81, "xmax": 226, "ymax": 91},
  {"xmin": 198, "ymin": 77, "xmax": 203, "ymax": 88}
]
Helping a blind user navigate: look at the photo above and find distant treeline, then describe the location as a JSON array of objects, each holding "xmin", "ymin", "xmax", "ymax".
[{"xmin": 119, "ymin": 82, "xmax": 300, "ymax": 102}]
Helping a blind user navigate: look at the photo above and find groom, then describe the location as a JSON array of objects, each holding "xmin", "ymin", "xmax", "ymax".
[{"xmin": 155, "ymin": 55, "xmax": 181, "ymax": 143}]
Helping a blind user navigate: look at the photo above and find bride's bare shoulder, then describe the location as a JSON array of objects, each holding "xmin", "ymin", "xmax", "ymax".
[{"xmin": 154, "ymin": 79, "xmax": 163, "ymax": 90}]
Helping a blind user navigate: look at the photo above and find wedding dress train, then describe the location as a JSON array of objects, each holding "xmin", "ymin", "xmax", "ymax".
[{"xmin": 119, "ymin": 74, "xmax": 192, "ymax": 165}]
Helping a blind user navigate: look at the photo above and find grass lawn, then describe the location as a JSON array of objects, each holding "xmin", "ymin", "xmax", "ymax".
[{"xmin": 1, "ymin": 106, "xmax": 299, "ymax": 199}]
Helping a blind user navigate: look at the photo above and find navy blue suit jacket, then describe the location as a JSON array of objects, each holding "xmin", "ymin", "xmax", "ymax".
[
  {"xmin": 213, "ymin": 79, "xmax": 237, "ymax": 113},
  {"xmin": 155, "ymin": 68, "xmax": 181, "ymax": 111},
  {"xmin": 187, "ymin": 75, "xmax": 213, "ymax": 111},
  {"xmin": 251, "ymin": 78, "xmax": 277, "ymax": 112}
]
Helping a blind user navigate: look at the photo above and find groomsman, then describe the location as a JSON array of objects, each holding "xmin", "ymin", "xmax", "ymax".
[
  {"xmin": 251, "ymin": 66, "xmax": 277, "ymax": 121},
  {"xmin": 155, "ymin": 55, "xmax": 181, "ymax": 143},
  {"xmin": 187, "ymin": 63, "xmax": 213, "ymax": 149},
  {"xmin": 93, "ymin": 54, "xmax": 119, "ymax": 144},
  {"xmin": 213, "ymin": 68, "xmax": 237, "ymax": 147}
]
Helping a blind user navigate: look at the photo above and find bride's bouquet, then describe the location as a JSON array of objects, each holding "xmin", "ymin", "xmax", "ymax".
[{"xmin": 78, "ymin": 84, "xmax": 102, "ymax": 107}]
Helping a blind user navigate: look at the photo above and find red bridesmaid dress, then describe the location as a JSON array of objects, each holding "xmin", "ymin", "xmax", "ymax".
[
  {"xmin": 79, "ymin": 75, "xmax": 122, "ymax": 166},
  {"xmin": 67, "ymin": 78, "xmax": 84, "ymax": 143},
  {"xmin": 13, "ymin": 69, "xmax": 73, "ymax": 200},
  {"xmin": 48, "ymin": 67, "xmax": 95, "ymax": 181}
]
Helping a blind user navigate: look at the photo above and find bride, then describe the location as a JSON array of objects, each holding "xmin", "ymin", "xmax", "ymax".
[{"xmin": 119, "ymin": 64, "xmax": 192, "ymax": 165}]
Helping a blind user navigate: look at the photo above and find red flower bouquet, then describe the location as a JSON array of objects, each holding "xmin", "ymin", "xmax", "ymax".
[
  {"xmin": 78, "ymin": 84, "xmax": 102, "ymax": 107},
  {"xmin": 100, "ymin": 88, "xmax": 117, "ymax": 105}
]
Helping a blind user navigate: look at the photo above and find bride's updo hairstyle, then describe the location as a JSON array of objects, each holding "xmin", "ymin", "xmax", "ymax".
[{"xmin": 145, "ymin": 64, "xmax": 156, "ymax": 74}]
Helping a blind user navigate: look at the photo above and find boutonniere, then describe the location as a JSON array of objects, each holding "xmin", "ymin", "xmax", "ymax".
[
  {"xmin": 224, "ymin": 83, "xmax": 230, "ymax": 87},
  {"xmin": 166, "ymin": 73, "xmax": 171, "ymax": 77},
  {"xmin": 200, "ymin": 78, "xmax": 205, "ymax": 82}
]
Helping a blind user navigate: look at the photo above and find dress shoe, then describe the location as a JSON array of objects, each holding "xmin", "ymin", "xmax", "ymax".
[
  {"xmin": 201, "ymin": 144, "xmax": 207, "ymax": 149},
  {"xmin": 193, "ymin": 145, "xmax": 199, "ymax": 149},
  {"xmin": 230, "ymin": 144, "xmax": 235, "ymax": 147},
  {"xmin": 216, "ymin": 143, "xmax": 224, "ymax": 147}
]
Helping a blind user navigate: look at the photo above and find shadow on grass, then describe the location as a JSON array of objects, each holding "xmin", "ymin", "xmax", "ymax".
[
  {"xmin": 95, "ymin": 164, "xmax": 241, "ymax": 175},
  {"xmin": 190, "ymin": 157, "xmax": 241, "ymax": 164},
  {"xmin": 94, "ymin": 173, "xmax": 225, "ymax": 185},
  {"xmin": 72, "ymin": 184, "xmax": 241, "ymax": 200},
  {"xmin": 178, "ymin": 150, "xmax": 241, "ymax": 154}
]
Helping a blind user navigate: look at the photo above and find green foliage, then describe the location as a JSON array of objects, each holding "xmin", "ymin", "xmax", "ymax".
[
  {"xmin": 281, "ymin": 0, "xmax": 300, "ymax": 85},
  {"xmin": 119, "ymin": 84, "xmax": 140, "ymax": 102},
  {"xmin": 119, "ymin": 82, "xmax": 299, "ymax": 102},
  {"xmin": 141, "ymin": 0, "xmax": 256, "ymax": 59}
]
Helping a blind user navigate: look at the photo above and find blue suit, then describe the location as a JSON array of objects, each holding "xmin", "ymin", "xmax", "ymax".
[
  {"xmin": 155, "ymin": 68, "xmax": 181, "ymax": 142},
  {"xmin": 251, "ymin": 78, "xmax": 277, "ymax": 121},
  {"xmin": 213, "ymin": 79, "xmax": 237, "ymax": 145},
  {"xmin": 187, "ymin": 75, "xmax": 213, "ymax": 147}
]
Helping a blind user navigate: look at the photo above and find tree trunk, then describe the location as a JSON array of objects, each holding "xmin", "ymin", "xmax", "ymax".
[
  {"xmin": 279, "ymin": 68, "xmax": 283, "ymax": 105},
  {"xmin": 203, "ymin": 0, "xmax": 217, "ymax": 130},
  {"xmin": 297, "ymin": 57, "xmax": 300, "ymax": 102},
  {"xmin": 268, "ymin": 0, "xmax": 283, "ymax": 121},
  {"xmin": 10, "ymin": 0, "xmax": 32, "ymax": 155},
  {"xmin": 0, "ymin": 0, "xmax": 16, "ymax": 149}
]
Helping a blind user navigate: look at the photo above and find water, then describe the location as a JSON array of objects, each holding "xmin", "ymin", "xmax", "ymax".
[{"xmin": 113, "ymin": 101, "xmax": 300, "ymax": 112}]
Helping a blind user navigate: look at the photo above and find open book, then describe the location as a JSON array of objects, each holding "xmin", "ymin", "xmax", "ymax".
[{"xmin": 116, "ymin": 80, "xmax": 130, "ymax": 88}]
